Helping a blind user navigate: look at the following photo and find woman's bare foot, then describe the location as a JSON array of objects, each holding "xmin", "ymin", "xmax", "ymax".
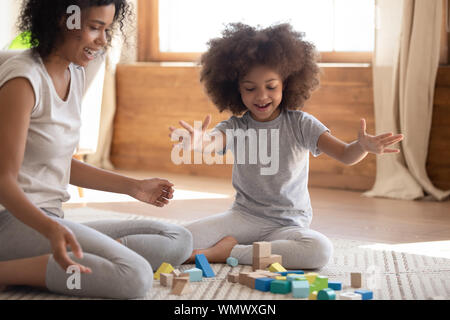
[{"xmin": 184, "ymin": 236, "xmax": 238, "ymax": 264}]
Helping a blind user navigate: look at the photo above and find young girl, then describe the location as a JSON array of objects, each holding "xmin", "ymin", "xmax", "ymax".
[
  {"xmin": 0, "ymin": 0, "xmax": 192, "ymax": 299},
  {"xmin": 170, "ymin": 23, "xmax": 403, "ymax": 270}
]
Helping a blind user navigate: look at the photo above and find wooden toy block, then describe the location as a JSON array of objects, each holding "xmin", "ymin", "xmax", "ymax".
[
  {"xmin": 275, "ymin": 276, "xmax": 287, "ymax": 281},
  {"xmin": 172, "ymin": 276, "xmax": 189, "ymax": 288},
  {"xmin": 292, "ymin": 280, "xmax": 310, "ymax": 298},
  {"xmin": 287, "ymin": 274, "xmax": 306, "ymax": 282},
  {"xmin": 238, "ymin": 272, "xmax": 251, "ymax": 285},
  {"xmin": 245, "ymin": 274, "xmax": 267, "ymax": 288},
  {"xmin": 351, "ymin": 272, "xmax": 362, "ymax": 288},
  {"xmin": 154, "ymin": 262, "xmax": 174, "ymax": 280},
  {"xmin": 317, "ymin": 288, "xmax": 336, "ymax": 300},
  {"xmin": 304, "ymin": 272, "xmax": 318, "ymax": 284},
  {"xmin": 184, "ymin": 268, "xmax": 203, "ymax": 282},
  {"xmin": 268, "ymin": 262, "xmax": 287, "ymax": 273},
  {"xmin": 355, "ymin": 289, "xmax": 373, "ymax": 300},
  {"xmin": 314, "ymin": 276, "xmax": 328, "ymax": 291},
  {"xmin": 171, "ymin": 269, "xmax": 182, "ymax": 277},
  {"xmin": 160, "ymin": 273, "xmax": 174, "ymax": 287},
  {"xmin": 270, "ymin": 280, "xmax": 291, "ymax": 294},
  {"xmin": 328, "ymin": 281, "xmax": 342, "ymax": 291},
  {"xmin": 227, "ymin": 273, "xmax": 239, "ymax": 283},
  {"xmin": 309, "ymin": 291, "xmax": 318, "ymax": 300},
  {"xmin": 253, "ymin": 241, "xmax": 271, "ymax": 259},
  {"xmin": 195, "ymin": 254, "xmax": 215, "ymax": 278},
  {"xmin": 255, "ymin": 278, "xmax": 274, "ymax": 292},
  {"xmin": 171, "ymin": 278, "xmax": 191, "ymax": 295},
  {"xmin": 252, "ymin": 254, "xmax": 282, "ymax": 271},
  {"xmin": 277, "ymin": 270, "xmax": 304, "ymax": 276},
  {"xmin": 226, "ymin": 256, "xmax": 238, "ymax": 267},
  {"xmin": 339, "ymin": 292, "xmax": 362, "ymax": 300}
]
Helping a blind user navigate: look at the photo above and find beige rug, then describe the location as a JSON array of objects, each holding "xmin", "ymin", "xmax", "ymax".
[{"xmin": 1, "ymin": 208, "xmax": 449, "ymax": 300}]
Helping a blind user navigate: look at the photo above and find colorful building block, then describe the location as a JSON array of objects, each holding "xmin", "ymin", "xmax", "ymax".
[
  {"xmin": 287, "ymin": 274, "xmax": 306, "ymax": 282},
  {"xmin": 253, "ymin": 241, "xmax": 271, "ymax": 259},
  {"xmin": 253, "ymin": 254, "xmax": 282, "ymax": 271},
  {"xmin": 245, "ymin": 273, "xmax": 267, "ymax": 289},
  {"xmin": 317, "ymin": 288, "xmax": 336, "ymax": 300},
  {"xmin": 184, "ymin": 268, "xmax": 203, "ymax": 282},
  {"xmin": 355, "ymin": 289, "xmax": 373, "ymax": 300},
  {"xmin": 292, "ymin": 280, "xmax": 310, "ymax": 298},
  {"xmin": 305, "ymin": 272, "xmax": 318, "ymax": 284},
  {"xmin": 351, "ymin": 272, "xmax": 362, "ymax": 288},
  {"xmin": 268, "ymin": 262, "xmax": 287, "ymax": 273},
  {"xmin": 277, "ymin": 270, "xmax": 304, "ymax": 276},
  {"xmin": 226, "ymin": 256, "xmax": 238, "ymax": 267},
  {"xmin": 314, "ymin": 276, "xmax": 328, "ymax": 291},
  {"xmin": 270, "ymin": 280, "xmax": 291, "ymax": 294},
  {"xmin": 275, "ymin": 276, "xmax": 287, "ymax": 281},
  {"xmin": 328, "ymin": 281, "xmax": 342, "ymax": 291},
  {"xmin": 339, "ymin": 292, "xmax": 362, "ymax": 300},
  {"xmin": 154, "ymin": 262, "xmax": 174, "ymax": 280},
  {"xmin": 195, "ymin": 254, "xmax": 215, "ymax": 278},
  {"xmin": 309, "ymin": 291, "xmax": 318, "ymax": 300},
  {"xmin": 255, "ymin": 278, "xmax": 274, "ymax": 292}
]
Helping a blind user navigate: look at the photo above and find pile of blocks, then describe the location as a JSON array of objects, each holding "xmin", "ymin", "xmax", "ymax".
[{"xmin": 155, "ymin": 241, "xmax": 373, "ymax": 300}]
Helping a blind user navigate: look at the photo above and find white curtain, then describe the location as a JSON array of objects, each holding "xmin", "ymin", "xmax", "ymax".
[{"xmin": 364, "ymin": 0, "xmax": 450, "ymax": 201}]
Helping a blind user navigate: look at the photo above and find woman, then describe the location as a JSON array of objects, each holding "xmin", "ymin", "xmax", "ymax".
[{"xmin": 0, "ymin": 0, "xmax": 192, "ymax": 299}]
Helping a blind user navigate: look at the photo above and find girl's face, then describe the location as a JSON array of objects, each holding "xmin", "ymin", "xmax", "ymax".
[
  {"xmin": 239, "ymin": 65, "xmax": 283, "ymax": 122},
  {"xmin": 58, "ymin": 4, "xmax": 116, "ymax": 67}
]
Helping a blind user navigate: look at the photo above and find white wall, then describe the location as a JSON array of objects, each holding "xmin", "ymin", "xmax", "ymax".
[{"xmin": 0, "ymin": 0, "xmax": 21, "ymax": 49}]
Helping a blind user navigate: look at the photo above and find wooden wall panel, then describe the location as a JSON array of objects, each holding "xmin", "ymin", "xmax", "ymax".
[{"xmin": 111, "ymin": 64, "xmax": 450, "ymax": 191}]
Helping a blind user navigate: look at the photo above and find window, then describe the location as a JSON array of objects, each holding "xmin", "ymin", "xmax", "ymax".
[{"xmin": 138, "ymin": 0, "xmax": 376, "ymax": 63}]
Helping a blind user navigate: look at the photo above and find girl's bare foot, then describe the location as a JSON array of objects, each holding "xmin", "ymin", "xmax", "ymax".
[{"xmin": 184, "ymin": 236, "xmax": 238, "ymax": 264}]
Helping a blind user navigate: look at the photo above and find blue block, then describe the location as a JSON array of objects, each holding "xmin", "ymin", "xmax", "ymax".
[
  {"xmin": 255, "ymin": 278, "xmax": 274, "ymax": 292},
  {"xmin": 184, "ymin": 268, "xmax": 203, "ymax": 282},
  {"xmin": 292, "ymin": 280, "xmax": 309, "ymax": 298},
  {"xmin": 328, "ymin": 281, "xmax": 342, "ymax": 291},
  {"xmin": 195, "ymin": 254, "xmax": 215, "ymax": 278},
  {"xmin": 355, "ymin": 289, "xmax": 373, "ymax": 300},
  {"xmin": 276, "ymin": 270, "xmax": 304, "ymax": 276},
  {"xmin": 226, "ymin": 256, "xmax": 238, "ymax": 267}
]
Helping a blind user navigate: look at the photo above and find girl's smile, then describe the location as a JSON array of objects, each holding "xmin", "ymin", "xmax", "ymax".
[{"xmin": 239, "ymin": 65, "xmax": 283, "ymax": 122}]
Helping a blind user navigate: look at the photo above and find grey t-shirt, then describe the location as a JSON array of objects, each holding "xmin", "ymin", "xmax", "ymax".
[{"xmin": 215, "ymin": 109, "xmax": 329, "ymax": 227}]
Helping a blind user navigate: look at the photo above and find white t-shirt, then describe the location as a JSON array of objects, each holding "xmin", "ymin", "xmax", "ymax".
[{"xmin": 0, "ymin": 50, "xmax": 85, "ymax": 217}]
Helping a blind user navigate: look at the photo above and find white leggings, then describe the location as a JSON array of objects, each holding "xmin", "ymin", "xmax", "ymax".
[{"xmin": 185, "ymin": 210, "xmax": 333, "ymax": 270}]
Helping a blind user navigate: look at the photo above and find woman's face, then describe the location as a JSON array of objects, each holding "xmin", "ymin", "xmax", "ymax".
[
  {"xmin": 239, "ymin": 65, "xmax": 283, "ymax": 122},
  {"xmin": 58, "ymin": 4, "xmax": 116, "ymax": 67}
]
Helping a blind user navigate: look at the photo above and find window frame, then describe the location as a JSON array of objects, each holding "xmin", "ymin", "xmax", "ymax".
[{"xmin": 137, "ymin": 0, "xmax": 373, "ymax": 63}]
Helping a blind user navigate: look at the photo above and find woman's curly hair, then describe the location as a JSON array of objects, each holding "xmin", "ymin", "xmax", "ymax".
[
  {"xmin": 18, "ymin": 0, "xmax": 133, "ymax": 59},
  {"xmin": 200, "ymin": 23, "xmax": 321, "ymax": 115}
]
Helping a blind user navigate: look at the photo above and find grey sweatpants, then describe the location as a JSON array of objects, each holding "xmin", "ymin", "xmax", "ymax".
[
  {"xmin": 185, "ymin": 210, "xmax": 333, "ymax": 270},
  {"xmin": 0, "ymin": 209, "xmax": 193, "ymax": 299}
]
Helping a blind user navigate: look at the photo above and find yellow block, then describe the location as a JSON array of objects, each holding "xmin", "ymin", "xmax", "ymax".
[
  {"xmin": 268, "ymin": 262, "xmax": 287, "ymax": 273},
  {"xmin": 275, "ymin": 276, "xmax": 287, "ymax": 280},
  {"xmin": 154, "ymin": 262, "xmax": 174, "ymax": 280},
  {"xmin": 305, "ymin": 272, "xmax": 319, "ymax": 284},
  {"xmin": 309, "ymin": 291, "xmax": 318, "ymax": 300}
]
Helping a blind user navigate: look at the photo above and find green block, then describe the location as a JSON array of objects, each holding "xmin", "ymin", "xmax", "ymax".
[
  {"xmin": 309, "ymin": 283, "xmax": 318, "ymax": 294},
  {"xmin": 314, "ymin": 276, "xmax": 328, "ymax": 291},
  {"xmin": 270, "ymin": 280, "xmax": 291, "ymax": 294},
  {"xmin": 317, "ymin": 288, "xmax": 336, "ymax": 300}
]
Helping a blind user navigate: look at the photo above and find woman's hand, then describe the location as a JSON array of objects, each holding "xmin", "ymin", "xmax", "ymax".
[
  {"xmin": 43, "ymin": 220, "xmax": 92, "ymax": 274},
  {"xmin": 130, "ymin": 178, "xmax": 175, "ymax": 207},
  {"xmin": 357, "ymin": 118, "xmax": 404, "ymax": 154},
  {"xmin": 169, "ymin": 115, "xmax": 212, "ymax": 152}
]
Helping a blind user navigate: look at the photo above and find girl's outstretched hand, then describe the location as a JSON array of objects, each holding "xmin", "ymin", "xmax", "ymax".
[
  {"xmin": 130, "ymin": 178, "xmax": 174, "ymax": 207},
  {"xmin": 357, "ymin": 118, "xmax": 404, "ymax": 154},
  {"xmin": 169, "ymin": 115, "xmax": 212, "ymax": 152}
]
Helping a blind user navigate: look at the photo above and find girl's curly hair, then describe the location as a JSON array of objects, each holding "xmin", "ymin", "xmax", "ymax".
[
  {"xmin": 18, "ymin": 0, "xmax": 133, "ymax": 59},
  {"xmin": 200, "ymin": 23, "xmax": 321, "ymax": 115}
]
